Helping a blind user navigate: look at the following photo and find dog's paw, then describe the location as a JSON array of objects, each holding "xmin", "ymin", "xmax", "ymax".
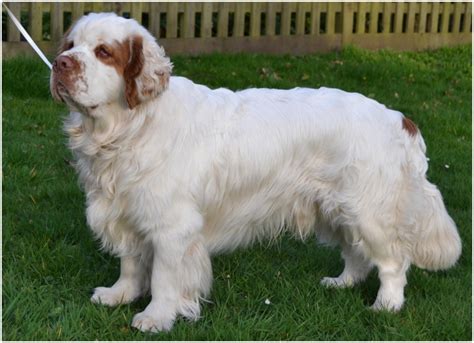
[
  {"xmin": 320, "ymin": 276, "xmax": 354, "ymax": 288},
  {"xmin": 91, "ymin": 284, "xmax": 141, "ymax": 306},
  {"xmin": 131, "ymin": 311, "xmax": 175, "ymax": 333},
  {"xmin": 370, "ymin": 297, "xmax": 403, "ymax": 312}
]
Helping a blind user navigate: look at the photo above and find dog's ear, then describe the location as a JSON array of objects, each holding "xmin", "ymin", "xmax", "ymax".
[
  {"xmin": 58, "ymin": 26, "xmax": 74, "ymax": 54},
  {"xmin": 124, "ymin": 36, "xmax": 173, "ymax": 109}
]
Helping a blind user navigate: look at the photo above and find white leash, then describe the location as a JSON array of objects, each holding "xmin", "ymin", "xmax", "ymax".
[{"xmin": 3, "ymin": 3, "xmax": 52, "ymax": 69}]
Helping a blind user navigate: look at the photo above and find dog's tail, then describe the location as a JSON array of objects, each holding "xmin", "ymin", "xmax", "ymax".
[
  {"xmin": 411, "ymin": 180, "xmax": 462, "ymax": 271},
  {"xmin": 402, "ymin": 117, "xmax": 461, "ymax": 271}
]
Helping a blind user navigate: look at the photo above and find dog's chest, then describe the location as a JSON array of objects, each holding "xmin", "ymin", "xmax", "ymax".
[{"xmin": 85, "ymin": 148, "xmax": 143, "ymax": 195}]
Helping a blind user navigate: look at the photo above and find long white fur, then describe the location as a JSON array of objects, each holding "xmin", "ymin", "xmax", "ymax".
[{"xmin": 53, "ymin": 13, "xmax": 462, "ymax": 333}]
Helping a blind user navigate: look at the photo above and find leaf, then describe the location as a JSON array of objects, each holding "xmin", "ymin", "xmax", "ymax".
[
  {"xmin": 271, "ymin": 72, "xmax": 281, "ymax": 81},
  {"xmin": 301, "ymin": 73, "xmax": 310, "ymax": 81}
]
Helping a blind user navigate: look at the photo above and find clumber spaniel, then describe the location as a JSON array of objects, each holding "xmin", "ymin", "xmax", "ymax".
[{"xmin": 50, "ymin": 13, "xmax": 461, "ymax": 333}]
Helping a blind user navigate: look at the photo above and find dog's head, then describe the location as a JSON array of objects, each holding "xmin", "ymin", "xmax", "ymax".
[{"xmin": 50, "ymin": 12, "xmax": 172, "ymax": 113}]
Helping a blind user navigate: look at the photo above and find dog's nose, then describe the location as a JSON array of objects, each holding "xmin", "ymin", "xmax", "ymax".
[{"xmin": 53, "ymin": 55, "xmax": 74, "ymax": 72}]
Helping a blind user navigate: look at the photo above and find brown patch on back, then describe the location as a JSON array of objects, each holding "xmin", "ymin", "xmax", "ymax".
[{"xmin": 402, "ymin": 116, "xmax": 418, "ymax": 137}]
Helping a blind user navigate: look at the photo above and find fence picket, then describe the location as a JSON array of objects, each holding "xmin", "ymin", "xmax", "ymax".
[
  {"xmin": 166, "ymin": 2, "xmax": 178, "ymax": 38},
  {"xmin": 452, "ymin": 2, "xmax": 463, "ymax": 33},
  {"xmin": 217, "ymin": 2, "xmax": 228, "ymax": 38},
  {"xmin": 309, "ymin": 3, "xmax": 320, "ymax": 35},
  {"xmin": 266, "ymin": 3, "xmax": 277, "ymax": 36},
  {"xmin": 326, "ymin": 2, "xmax": 336, "ymax": 35},
  {"xmin": 296, "ymin": 3, "xmax": 306, "ymax": 35},
  {"xmin": 201, "ymin": 2, "xmax": 213, "ymax": 38},
  {"xmin": 91, "ymin": 2, "xmax": 102, "ymax": 13},
  {"xmin": 281, "ymin": 3, "xmax": 292, "ymax": 36},
  {"xmin": 29, "ymin": 2, "xmax": 43, "ymax": 41},
  {"xmin": 7, "ymin": 2, "xmax": 21, "ymax": 42},
  {"xmin": 382, "ymin": 2, "xmax": 390, "ymax": 33},
  {"xmin": 463, "ymin": 2, "xmax": 471, "ymax": 33},
  {"xmin": 406, "ymin": 2, "xmax": 415, "ymax": 34},
  {"xmin": 250, "ymin": 3, "xmax": 261, "ymax": 37},
  {"xmin": 72, "ymin": 2, "xmax": 84, "ymax": 23},
  {"xmin": 357, "ymin": 2, "xmax": 367, "ymax": 34},
  {"xmin": 369, "ymin": 2, "xmax": 379, "ymax": 34},
  {"xmin": 149, "ymin": 3, "xmax": 161, "ymax": 38},
  {"xmin": 130, "ymin": 2, "xmax": 142, "ymax": 24},
  {"xmin": 183, "ymin": 3, "xmax": 195, "ymax": 38},
  {"xmin": 51, "ymin": 2, "xmax": 63, "ymax": 42},
  {"xmin": 431, "ymin": 2, "xmax": 440, "ymax": 33},
  {"xmin": 441, "ymin": 2, "xmax": 451, "ymax": 33},
  {"xmin": 114, "ymin": 2, "xmax": 124, "ymax": 16},
  {"xmin": 102, "ymin": 2, "xmax": 116, "ymax": 13},
  {"xmin": 394, "ymin": 2, "xmax": 404, "ymax": 33},
  {"xmin": 419, "ymin": 2, "xmax": 427, "ymax": 33},
  {"xmin": 234, "ymin": 3, "xmax": 245, "ymax": 37},
  {"xmin": 342, "ymin": 2, "xmax": 354, "ymax": 42}
]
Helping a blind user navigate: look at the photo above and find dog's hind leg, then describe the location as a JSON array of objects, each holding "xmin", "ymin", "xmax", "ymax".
[
  {"xmin": 321, "ymin": 240, "xmax": 373, "ymax": 288},
  {"xmin": 350, "ymin": 217, "xmax": 410, "ymax": 311},
  {"xmin": 370, "ymin": 254, "xmax": 410, "ymax": 312}
]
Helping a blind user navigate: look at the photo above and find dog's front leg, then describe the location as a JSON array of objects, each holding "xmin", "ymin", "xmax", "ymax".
[
  {"xmin": 131, "ymin": 208, "xmax": 212, "ymax": 333},
  {"xmin": 91, "ymin": 252, "xmax": 150, "ymax": 306}
]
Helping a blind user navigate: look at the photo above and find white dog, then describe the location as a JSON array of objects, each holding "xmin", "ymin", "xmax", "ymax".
[{"xmin": 50, "ymin": 13, "xmax": 461, "ymax": 333}]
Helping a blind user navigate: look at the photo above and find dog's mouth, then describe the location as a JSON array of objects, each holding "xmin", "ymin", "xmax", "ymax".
[
  {"xmin": 51, "ymin": 79, "xmax": 98, "ymax": 113},
  {"xmin": 52, "ymin": 81, "xmax": 79, "ymax": 108},
  {"xmin": 51, "ymin": 78, "xmax": 67, "ymax": 103}
]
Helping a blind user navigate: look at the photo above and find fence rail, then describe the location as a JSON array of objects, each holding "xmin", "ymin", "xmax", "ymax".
[{"xmin": 3, "ymin": 2, "xmax": 472, "ymax": 58}]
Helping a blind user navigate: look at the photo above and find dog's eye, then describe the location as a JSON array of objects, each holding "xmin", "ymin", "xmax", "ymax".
[
  {"xmin": 95, "ymin": 45, "xmax": 111, "ymax": 58},
  {"xmin": 66, "ymin": 41, "xmax": 74, "ymax": 50}
]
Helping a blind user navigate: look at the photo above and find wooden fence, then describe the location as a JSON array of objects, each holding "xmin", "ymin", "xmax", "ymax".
[{"xmin": 3, "ymin": 2, "xmax": 472, "ymax": 58}]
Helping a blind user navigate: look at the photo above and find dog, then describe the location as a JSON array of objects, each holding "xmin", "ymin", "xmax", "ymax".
[{"xmin": 50, "ymin": 12, "xmax": 461, "ymax": 333}]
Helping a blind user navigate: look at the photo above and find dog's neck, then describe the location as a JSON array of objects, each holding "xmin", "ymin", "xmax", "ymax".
[
  {"xmin": 65, "ymin": 101, "xmax": 150, "ymax": 159},
  {"xmin": 82, "ymin": 102, "xmax": 130, "ymax": 135}
]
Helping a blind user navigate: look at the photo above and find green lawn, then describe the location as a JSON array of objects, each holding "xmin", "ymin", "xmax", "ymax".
[{"xmin": 3, "ymin": 45, "xmax": 471, "ymax": 340}]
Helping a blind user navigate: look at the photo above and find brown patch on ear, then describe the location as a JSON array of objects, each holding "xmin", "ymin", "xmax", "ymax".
[
  {"xmin": 402, "ymin": 116, "xmax": 418, "ymax": 136},
  {"xmin": 124, "ymin": 36, "xmax": 144, "ymax": 109}
]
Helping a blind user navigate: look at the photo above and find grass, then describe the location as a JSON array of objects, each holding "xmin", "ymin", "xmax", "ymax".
[{"xmin": 2, "ymin": 45, "xmax": 471, "ymax": 340}]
